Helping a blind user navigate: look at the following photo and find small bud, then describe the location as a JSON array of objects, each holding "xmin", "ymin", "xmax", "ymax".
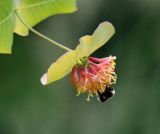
[{"xmin": 41, "ymin": 73, "xmax": 48, "ymax": 85}]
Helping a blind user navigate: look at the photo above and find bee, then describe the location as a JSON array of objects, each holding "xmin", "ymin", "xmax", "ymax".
[{"xmin": 98, "ymin": 87, "xmax": 115, "ymax": 102}]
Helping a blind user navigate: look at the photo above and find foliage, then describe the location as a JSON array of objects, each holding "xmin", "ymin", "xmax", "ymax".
[{"xmin": 0, "ymin": 0, "xmax": 77, "ymax": 54}]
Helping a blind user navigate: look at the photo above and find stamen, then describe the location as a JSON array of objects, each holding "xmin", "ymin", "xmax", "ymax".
[
  {"xmin": 71, "ymin": 56, "xmax": 117, "ymax": 101},
  {"xmin": 87, "ymin": 93, "xmax": 93, "ymax": 101}
]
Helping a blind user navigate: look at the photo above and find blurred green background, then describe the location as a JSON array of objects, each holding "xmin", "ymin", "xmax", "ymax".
[{"xmin": 0, "ymin": 0, "xmax": 160, "ymax": 134}]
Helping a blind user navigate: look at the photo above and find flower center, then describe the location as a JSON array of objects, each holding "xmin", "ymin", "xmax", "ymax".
[{"xmin": 76, "ymin": 56, "xmax": 89, "ymax": 68}]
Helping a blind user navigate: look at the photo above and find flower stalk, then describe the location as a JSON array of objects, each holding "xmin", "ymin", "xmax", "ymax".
[{"xmin": 15, "ymin": 10, "xmax": 72, "ymax": 52}]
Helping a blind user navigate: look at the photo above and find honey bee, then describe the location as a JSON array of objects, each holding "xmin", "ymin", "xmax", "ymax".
[{"xmin": 98, "ymin": 87, "xmax": 115, "ymax": 102}]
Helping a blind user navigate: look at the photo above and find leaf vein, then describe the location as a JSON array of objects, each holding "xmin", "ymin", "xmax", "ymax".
[
  {"xmin": 0, "ymin": 13, "xmax": 13, "ymax": 25},
  {"xmin": 16, "ymin": 0, "xmax": 55, "ymax": 10}
]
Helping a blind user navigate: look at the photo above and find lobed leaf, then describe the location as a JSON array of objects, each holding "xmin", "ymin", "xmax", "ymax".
[
  {"xmin": 14, "ymin": 0, "xmax": 77, "ymax": 36},
  {"xmin": 0, "ymin": 0, "xmax": 77, "ymax": 54}
]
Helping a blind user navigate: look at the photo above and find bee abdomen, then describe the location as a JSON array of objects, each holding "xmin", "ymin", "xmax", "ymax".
[{"xmin": 98, "ymin": 87, "xmax": 115, "ymax": 102}]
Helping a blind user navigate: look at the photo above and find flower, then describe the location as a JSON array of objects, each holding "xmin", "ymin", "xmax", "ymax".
[
  {"xmin": 40, "ymin": 22, "xmax": 117, "ymax": 101},
  {"xmin": 70, "ymin": 56, "xmax": 117, "ymax": 100}
]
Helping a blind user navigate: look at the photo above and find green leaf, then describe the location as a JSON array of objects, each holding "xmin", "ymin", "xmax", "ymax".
[
  {"xmin": 0, "ymin": 0, "xmax": 15, "ymax": 54},
  {"xmin": 0, "ymin": 0, "xmax": 77, "ymax": 54},
  {"xmin": 41, "ymin": 22, "xmax": 115, "ymax": 85},
  {"xmin": 14, "ymin": 0, "xmax": 77, "ymax": 36}
]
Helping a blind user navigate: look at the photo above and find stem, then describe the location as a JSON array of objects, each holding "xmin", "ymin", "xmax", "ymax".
[{"xmin": 15, "ymin": 10, "xmax": 72, "ymax": 52}]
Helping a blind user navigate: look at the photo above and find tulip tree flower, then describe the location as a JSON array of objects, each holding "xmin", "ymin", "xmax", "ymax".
[
  {"xmin": 41, "ymin": 21, "xmax": 117, "ymax": 101},
  {"xmin": 0, "ymin": 0, "xmax": 116, "ymax": 102},
  {"xmin": 71, "ymin": 56, "xmax": 116, "ymax": 100}
]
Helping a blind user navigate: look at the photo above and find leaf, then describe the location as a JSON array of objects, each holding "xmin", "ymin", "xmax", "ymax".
[
  {"xmin": 0, "ymin": 0, "xmax": 77, "ymax": 54},
  {"xmin": 41, "ymin": 21, "xmax": 115, "ymax": 85},
  {"xmin": 41, "ymin": 50, "xmax": 78, "ymax": 85},
  {"xmin": 0, "ymin": 0, "xmax": 15, "ymax": 54},
  {"xmin": 75, "ymin": 22, "xmax": 115, "ymax": 57},
  {"xmin": 14, "ymin": 0, "xmax": 77, "ymax": 36}
]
